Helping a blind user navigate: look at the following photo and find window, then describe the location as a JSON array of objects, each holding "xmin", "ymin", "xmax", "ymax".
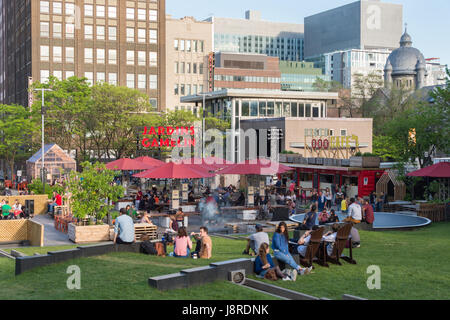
[
  {"xmin": 126, "ymin": 51, "xmax": 135, "ymax": 65},
  {"xmin": 174, "ymin": 62, "xmax": 179, "ymax": 73},
  {"xmin": 126, "ymin": 74, "xmax": 135, "ymax": 88},
  {"xmin": 340, "ymin": 129, "xmax": 347, "ymax": 137},
  {"xmin": 149, "ymin": 30, "xmax": 157, "ymax": 44},
  {"xmin": 84, "ymin": 4, "xmax": 93, "ymax": 16},
  {"xmin": 149, "ymin": 52, "xmax": 157, "ymax": 67},
  {"xmin": 40, "ymin": 46, "xmax": 49, "ymax": 61},
  {"xmin": 66, "ymin": 47, "xmax": 74, "ymax": 63},
  {"xmin": 298, "ymin": 103, "xmax": 304, "ymax": 117},
  {"xmin": 97, "ymin": 72, "xmax": 105, "ymax": 83},
  {"xmin": 149, "ymin": 10, "xmax": 157, "ymax": 21},
  {"xmin": 186, "ymin": 40, "xmax": 191, "ymax": 52},
  {"xmin": 126, "ymin": 8, "xmax": 135, "ymax": 20},
  {"xmin": 200, "ymin": 41, "xmax": 204, "ymax": 52},
  {"xmin": 180, "ymin": 40, "xmax": 185, "ymax": 51},
  {"xmin": 174, "ymin": 84, "xmax": 179, "ymax": 95},
  {"xmin": 180, "ymin": 62, "xmax": 185, "ymax": 73},
  {"xmin": 53, "ymin": 23, "xmax": 62, "ymax": 38},
  {"xmin": 138, "ymin": 51, "xmax": 146, "ymax": 66},
  {"xmin": 108, "ymin": 27, "xmax": 117, "ymax": 41},
  {"xmin": 96, "ymin": 5, "xmax": 105, "ymax": 17},
  {"xmin": 97, "ymin": 49, "xmax": 105, "ymax": 64},
  {"xmin": 138, "ymin": 29, "xmax": 146, "ymax": 43},
  {"xmin": 180, "ymin": 84, "xmax": 185, "ymax": 95},
  {"xmin": 66, "ymin": 71, "xmax": 75, "ymax": 79},
  {"xmin": 186, "ymin": 84, "xmax": 191, "ymax": 95},
  {"xmin": 241, "ymin": 101, "xmax": 250, "ymax": 117},
  {"xmin": 53, "ymin": 2, "xmax": 62, "ymax": 14},
  {"xmin": 108, "ymin": 49, "xmax": 117, "ymax": 65},
  {"xmin": 138, "ymin": 74, "xmax": 146, "ymax": 89},
  {"xmin": 40, "ymin": 1, "xmax": 49, "ymax": 14},
  {"xmin": 97, "ymin": 26, "xmax": 105, "ymax": 40},
  {"xmin": 40, "ymin": 22, "xmax": 49, "ymax": 37},
  {"xmin": 138, "ymin": 9, "xmax": 146, "ymax": 20},
  {"xmin": 193, "ymin": 85, "xmax": 198, "ymax": 95},
  {"xmin": 259, "ymin": 101, "xmax": 266, "ymax": 117},
  {"xmin": 193, "ymin": 40, "xmax": 198, "ymax": 53},
  {"xmin": 84, "ymin": 48, "xmax": 93, "ymax": 64},
  {"xmin": 126, "ymin": 28, "xmax": 135, "ymax": 42},
  {"xmin": 199, "ymin": 63, "xmax": 204, "ymax": 74},
  {"xmin": 193, "ymin": 63, "xmax": 197, "ymax": 74},
  {"xmin": 53, "ymin": 46, "xmax": 62, "ymax": 63},
  {"xmin": 186, "ymin": 63, "xmax": 191, "ymax": 74},
  {"xmin": 291, "ymin": 102, "xmax": 298, "ymax": 117},
  {"xmin": 40, "ymin": 70, "xmax": 50, "ymax": 83},
  {"xmin": 109, "ymin": 73, "xmax": 117, "ymax": 85},
  {"xmin": 108, "ymin": 6, "xmax": 117, "ymax": 18},
  {"xmin": 66, "ymin": 24, "xmax": 75, "ymax": 39},
  {"xmin": 84, "ymin": 25, "xmax": 93, "ymax": 39},
  {"xmin": 199, "ymin": 85, "xmax": 204, "ymax": 93},
  {"xmin": 267, "ymin": 101, "xmax": 274, "ymax": 116},
  {"xmin": 65, "ymin": 3, "xmax": 75, "ymax": 16},
  {"xmin": 85, "ymin": 72, "xmax": 94, "ymax": 85},
  {"xmin": 305, "ymin": 103, "xmax": 311, "ymax": 117},
  {"xmin": 312, "ymin": 105, "xmax": 319, "ymax": 118},
  {"xmin": 149, "ymin": 75, "xmax": 157, "ymax": 89},
  {"xmin": 174, "ymin": 39, "xmax": 179, "ymax": 51},
  {"xmin": 250, "ymin": 101, "xmax": 258, "ymax": 117}
]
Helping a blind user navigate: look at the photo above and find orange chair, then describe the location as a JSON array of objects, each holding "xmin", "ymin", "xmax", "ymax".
[{"xmin": 5, "ymin": 180, "xmax": 12, "ymax": 188}]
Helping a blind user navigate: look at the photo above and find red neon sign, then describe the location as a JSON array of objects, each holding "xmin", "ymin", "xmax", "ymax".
[{"xmin": 141, "ymin": 126, "xmax": 196, "ymax": 148}]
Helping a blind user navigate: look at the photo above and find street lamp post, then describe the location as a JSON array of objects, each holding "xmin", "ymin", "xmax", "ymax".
[
  {"xmin": 197, "ymin": 93, "xmax": 213, "ymax": 158},
  {"xmin": 34, "ymin": 88, "xmax": 52, "ymax": 194}
]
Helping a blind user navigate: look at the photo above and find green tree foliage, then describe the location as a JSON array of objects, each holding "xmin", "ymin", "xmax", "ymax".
[
  {"xmin": 372, "ymin": 135, "xmax": 402, "ymax": 162},
  {"xmin": 67, "ymin": 161, "xmax": 124, "ymax": 224},
  {"xmin": 312, "ymin": 78, "xmax": 343, "ymax": 92},
  {"xmin": 0, "ymin": 104, "xmax": 39, "ymax": 178}
]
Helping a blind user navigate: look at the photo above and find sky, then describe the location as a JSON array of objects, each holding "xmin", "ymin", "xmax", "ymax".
[{"xmin": 166, "ymin": 0, "xmax": 450, "ymax": 66}]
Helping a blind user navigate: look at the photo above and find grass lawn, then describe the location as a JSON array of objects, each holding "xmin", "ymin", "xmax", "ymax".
[{"xmin": 1, "ymin": 222, "xmax": 450, "ymax": 300}]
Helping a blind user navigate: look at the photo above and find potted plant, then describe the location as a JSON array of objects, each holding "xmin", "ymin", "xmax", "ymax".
[
  {"xmin": 67, "ymin": 162, "xmax": 124, "ymax": 243},
  {"xmin": 350, "ymin": 152, "xmax": 381, "ymax": 168}
]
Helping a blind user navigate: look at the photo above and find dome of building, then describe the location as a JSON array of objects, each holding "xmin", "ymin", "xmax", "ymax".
[{"xmin": 385, "ymin": 29, "xmax": 426, "ymax": 76}]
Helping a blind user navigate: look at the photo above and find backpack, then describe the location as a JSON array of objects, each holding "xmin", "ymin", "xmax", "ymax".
[
  {"xmin": 155, "ymin": 242, "xmax": 166, "ymax": 257},
  {"xmin": 141, "ymin": 241, "xmax": 158, "ymax": 255}
]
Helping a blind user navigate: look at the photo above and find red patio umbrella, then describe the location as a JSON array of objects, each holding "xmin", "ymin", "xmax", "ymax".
[
  {"xmin": 407, "ymin": 162, "xmax": 450, "ymax": 178},
  {"xmin": 218, "ymin": 159, "xmax": 293, "ymax": 176},
  {"xmin": 202, "ymin": 156, "xmax": 234, "ymax": 169},
  {"xmin": 134, "ymin": 156, "xmax": 165, "ymax": 167},
  {"xmin": 133, "ymin": 162, "xmax": 216, "ymax": 179},
  {"xmin": 175, "ymin": 157, "xmax": 231, "ymax": 171},
  {"xmin": 106, "ymin": 158, "xmax": 154, "ymax": 171}
]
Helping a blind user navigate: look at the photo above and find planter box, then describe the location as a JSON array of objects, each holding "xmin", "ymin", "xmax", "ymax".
[
  {"xmin": 308, "ymin": 158, "xmax": 316, "ymax": 165},
  {"xmin": 68, "ymin": 223, "xmax": 111, "ymax": 244},
  {"xmin": 342, "ymin": 159, "xmax": 350, "ymax": 167},
  {"xmin": 349, "ymin": 156, "xmax": 381, "ymax": 168},
  {"xmin": 279, "ymin": 155, "xmax": 287, "ymax": 163},
  {"xmin": 316, "ymin": 158, "xmax": 324, "ymax": 165}
]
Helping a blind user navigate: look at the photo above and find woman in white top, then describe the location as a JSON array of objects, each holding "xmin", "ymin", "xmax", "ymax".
[
  {"xmin": 12, "ymin": 200, "xmax": 23, "ymax": 219},
  {"xmin": 140, "ymin": 211, "xmax": 153, "ymax": 225}
]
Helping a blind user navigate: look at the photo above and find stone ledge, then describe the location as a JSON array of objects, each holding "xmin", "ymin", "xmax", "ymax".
[
  {"xmin": 244, "ymin": 279, "xmax": 320, "ymax": 300},
  {"xmin": 148, "ymin": 272, "xmax": 188, "ymax": 291}
]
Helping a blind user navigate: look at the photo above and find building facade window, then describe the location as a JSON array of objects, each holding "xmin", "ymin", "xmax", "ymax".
[
  {"xmin": 53, "ymin": 23, "xmax": 62, "ymax": 38},
  {"xmin": 97, "ymin": 72, "xmax": 105, "ymax": 83},
  {"xmin": 96, "ymin": 5, "xmax": 105, "ymax": 18},
  {"xmin": 138, "ymin": 29, "xmax": 146, "ymax": 43},
  {"xmin": 108, "ymin": 27, "xmax": 117, "ymax": 41},
  {"xmin": 138, "ymin": 74, "xmax": 146, "ymax": 89},
  {"xmin": 126, "ymin": 74, "xmax": 135, "ymax": 88},
  {"xmin": 53, "ymin": 2, "xmax": 62, "ymax": 14},
  {"xmin": 40, "ymin": 1, "xmax": 50, "ymax": 14},
  {"xmin": 97, "ymin": 49, "xmax": 105, "ymax": 64},
  {"xmin": 84, "ymin": 4, "xmax": 93, "ymax": 16},
  {"xmin": 41, "ymin": 70, "xmax": 50, "ymax": 83},
  {"xmin": 138, "ymin": 51, "xmax": 146, "ymax": 66},
  {"xmin": 127, "ymin": 28, "xmax": 135, "ymax": 42},
  {"xmin": 85, "ymin": 25, "xmax": 93, "ymax": 39},
  {"xmin": 109, "ymin": 73, "xmax": 117, "ymax": 85},
  {"xmin": 66, "ymin": 24, "xmax": 75, "ymax": 38},
  {"xmin": 126, "ymin": 8, "xmax": 135, "ymax": 20},
  {"xmin": 65, "ymin": 3, "xmax": 75, "ymax": 16},
  {"xmin": 97, "ymin": 26, "xmax": 105, "ymax": 40},
  {"xmin": 85, "ymin": 72, "xmax": 94, "ymax": 85},
  {"xmin": 149, "ymin": 75, "xmax": 157, "ymax": 89},
  {"xmin": 149, "ymin": 30, "xmax": 157, "ymax": 44},
  {"xmin": 40, "ymin": 45, "xmax": 49, "ymax": 61},
  {"xmin": 108, "ymin": 6, "xmax": 117, "ymax": 19},
  {"xmin": 40, "ymin": 22, "xmax": 50, "ymax": 37},
  {"xmin": 53, "ymin": 46, "xmax": 62, "ymax": 63},
  {"xmin": 138, "ymin": 9, "xmax": 146, "ymax": 20},
  {"xmin": 108, "ymin": 49, "xmax": 117, "ymax": 65},
  {"xmin": 149, "ymin": 52, "xmax": 157, "ymax": 67},
  {"xmin": 66, "ymin": 47, "xmax": 74, "ymax": 63},
  {"xmin": 149, "ymin": 10, "xmax": 157, "ymax": 21},
  {"xmin": 126, "ymin": 51, "xmax": 135, "ymax": 65},
  {"xmin": 85, "ymin": 48, "xmax": 93, "ymax": 64},
  {"xmin": 66, "ymin": 71, "xmax": 75, "ymax": 79}
]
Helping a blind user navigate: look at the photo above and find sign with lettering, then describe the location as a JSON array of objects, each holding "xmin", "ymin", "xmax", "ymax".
[
  {"xmin": 304, "ymin": 128, "xmax": 360, "ymax": 159},
  {"xmin": 141, "ymin": 126, "xmax": 196, "ymax": 148}
]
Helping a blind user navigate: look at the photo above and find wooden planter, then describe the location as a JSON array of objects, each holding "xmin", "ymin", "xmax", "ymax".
[
  {"xmin": 68, "ymin": 223, "xmax": 111, "ymax": 244},
  {"xmin": 349, "ymin": 156, "xmax": 381, "ymax": 168}
]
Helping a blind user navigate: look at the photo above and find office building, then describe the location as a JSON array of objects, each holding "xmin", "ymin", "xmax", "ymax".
[
  {"xmin": 0, "ymin": 0, "xmax": 166, "ymax": 110},
  {"xmin": 212, "ymin": 53, "xmax": 281, "ymax": 91},
  {"xmin": 305, "ymin": 0, "xmax": 403, "ymax": 59},
  {"xmin": 206, "ymin": 10, "xmax": 304, "ymax": 61},
  {"xmin": 166, "ymin": 15, "xmax": 212, "ymax": 112},
  {"xmin": 280, "ymin": 60, "xmax": 331, "ymax": 92}
]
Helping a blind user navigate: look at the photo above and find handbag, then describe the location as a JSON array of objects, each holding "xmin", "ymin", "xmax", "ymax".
[{"xmin": 264, "ymin": 268, "xmax": 278, "ymax": 281}]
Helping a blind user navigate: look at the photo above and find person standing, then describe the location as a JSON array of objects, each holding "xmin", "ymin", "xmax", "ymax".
[
  {"xmin": 363, "ymin": 197, "xmax": 375, "ymax": 225},
  {"xmin": 317, "ymin": 191, "xmax": 326, "ymax": 212},
  {"xmin": 114, "ymin": 208, "xmax": 136, "ymax": 244},
  {"xmin": 341, "ymin": 196, "xmax": 348, "ymax": 215},
  {"xmin": 135, "ymin": 188, "xmax": 143, "ymax": 211},
  {"xmin": 325, "ymin": 188, "xmax": 332, "ymax": 210}
]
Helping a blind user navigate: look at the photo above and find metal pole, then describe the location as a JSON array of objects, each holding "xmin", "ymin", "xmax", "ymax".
[
  {"xmin": 41, "ymin": 90, "xmax": 45, "ymax": 194},
  {"xmin": 203, "ymin": 94, "xmax": 206, "ymax": 159}
]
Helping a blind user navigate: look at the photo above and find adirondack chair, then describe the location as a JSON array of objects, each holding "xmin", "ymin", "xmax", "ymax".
[
  {"xmin": 325, "ymin": 223, "xmax": 355, "ymax": 266},
  {"xmin": 298, "ymin": 227, "xmax": 324, "ymax": 268}
]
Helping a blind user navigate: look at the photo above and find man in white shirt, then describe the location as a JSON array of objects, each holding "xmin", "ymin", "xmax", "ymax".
[{"xmin": 345, "ymin": 198, "xmax": 362, "ymax": 224}]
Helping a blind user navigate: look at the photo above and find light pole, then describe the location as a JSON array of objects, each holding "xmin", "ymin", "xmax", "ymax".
[
  {"xmin": 197, "ymin": 93, "xmax": 213, "ymax": 158},
  {"xmin": 34, "ymin": 88, "xmax": 52, "ymax": 194}
]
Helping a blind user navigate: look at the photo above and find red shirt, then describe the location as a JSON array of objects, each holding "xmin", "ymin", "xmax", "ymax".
[
  {"xmin": 363, "ymin": 204, "xmax": 374, "ymax": 224},
  {"xmin": 55, "ymin": 194, "xmax": 62, "ymax": 206}
]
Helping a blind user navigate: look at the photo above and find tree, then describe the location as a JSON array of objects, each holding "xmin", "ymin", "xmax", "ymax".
[
  {"xmin": 372, "ymin": 135, "xmax": 402, "ymax": 162},
  {"xmin": 312, "ymin": 78, "xmax": 342, "ymax": 92},
  {"xmin": 67, "ymin": 161, "xmax": 124, "ymax": 224},
  {"xmin": 0, "ymin": 104, "xmax": 39, "ymax": 180}
]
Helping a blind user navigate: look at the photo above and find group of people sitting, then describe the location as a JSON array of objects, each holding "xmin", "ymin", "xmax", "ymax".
[
  {"xmin": 113, "ymin": 207, "xmax": 212, "ymax": 259},
  {"xmin": 0, "ymin": 199, "xmax": 26, "ymax": 220}
]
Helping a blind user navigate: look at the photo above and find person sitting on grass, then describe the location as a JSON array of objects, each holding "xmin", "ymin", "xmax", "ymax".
[
  {"xmin": 114, "ymin": 208, "xmax": 136, "ymax": 245},
  {"xmin": 254, "ymin": 243, "xmax": 292, "ymax": 281},
  {"xmin": 272, "ymin": 222, "xmax": 312, "ymax": 280},
  {"xmin": 173, "ymin": 227, "xmax": 192, "ymax": 258},
  {"xmin": 242, "ymin": 224, "xmax": 269, "ymax": 256},
  {"xmin": 191, "ymin": 226, "xmax": 212, "ymax": 259}
]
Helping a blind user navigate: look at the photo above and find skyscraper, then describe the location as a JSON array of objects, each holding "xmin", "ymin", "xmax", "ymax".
[{"xmin": 0, "ymin": 0, "xmax": 166, "ymax": 110}]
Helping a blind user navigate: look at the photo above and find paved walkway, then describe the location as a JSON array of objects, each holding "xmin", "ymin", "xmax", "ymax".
[{"xmin": 32, "ymin": 215, "xmax": 73, "ymax": 246}]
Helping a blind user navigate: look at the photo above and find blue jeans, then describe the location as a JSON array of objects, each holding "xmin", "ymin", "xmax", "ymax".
[
  {"xmin": 273, "ymin": 250, "xmax": 300, "ymax": 271},
  {"xmin": 48, "ymin": 203, "xmax": 56, "ymax": 213},
  {"xmin": 173, "ymin": 247, "xmax": 190, "ymax": 258}
]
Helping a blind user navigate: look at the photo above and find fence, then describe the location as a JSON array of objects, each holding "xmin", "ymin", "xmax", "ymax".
[
  {"xmin": 2, "ymin": 195, "xmax": 49, "ymax": 216},
  {"xmin": 0, "ymin": 220, "xmax": 44, "ymax": 247}
]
